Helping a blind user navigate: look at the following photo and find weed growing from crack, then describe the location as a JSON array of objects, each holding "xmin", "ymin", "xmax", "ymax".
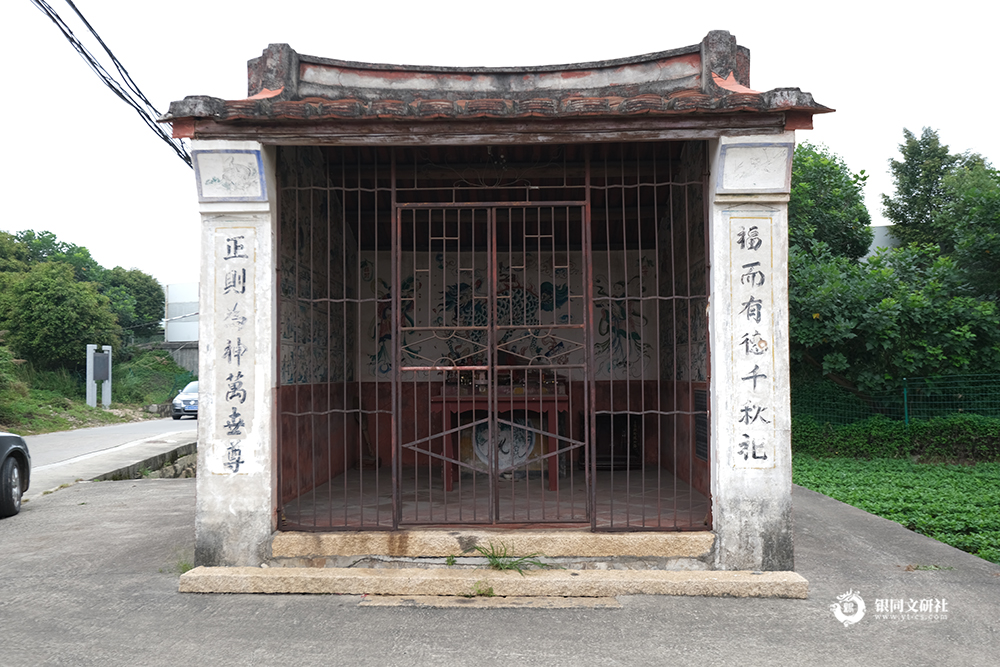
[
  {"xmin": 467, "ymin": 541, "xmax": 554, "ymax": 576},
  {"xmin": 462, "ymin": 581, "xmax": 494, "ymax": 597}
]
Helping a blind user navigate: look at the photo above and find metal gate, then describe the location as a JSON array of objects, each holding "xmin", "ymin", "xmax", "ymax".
[{"xmin": 393, "ymin": 204, "xmax": 592, "ymax": 524}]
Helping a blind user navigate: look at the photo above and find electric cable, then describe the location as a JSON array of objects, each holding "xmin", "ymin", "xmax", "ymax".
[{"xmin": 29, "ymin": 0, "xmax": 192, "ymax": 168}]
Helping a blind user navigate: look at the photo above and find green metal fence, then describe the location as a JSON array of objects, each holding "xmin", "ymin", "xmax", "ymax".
[{"xmin": 792, "ymin": 374, "xmax": 1000, "ymax": 426}]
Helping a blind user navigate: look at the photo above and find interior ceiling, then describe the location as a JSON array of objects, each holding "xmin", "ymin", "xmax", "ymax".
[{"xmin": 300, "ymin": 141, "xmax": 700, "ymax": 251}]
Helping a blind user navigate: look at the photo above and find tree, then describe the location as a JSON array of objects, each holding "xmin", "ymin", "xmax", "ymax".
[
  {"xmin": 945, "ymin": 162, "xmax": 1000, "ymax": 301},
  {"xmin": 789, "ymin": 243, "xmax": 1000, "ymax": 394},
  {"xmin": 881, "ymin": 129, "xmax": 999, "ymax": 299},
  {"xmin": 102, "ymin": 284, "xmax": 138, "ymax": 333},
  {"xmin": 883, "ymin": 128, "xmax": 961, "ymax": 248},
  {"xmin": 0, "ymin": 231, "xmax": 29, "ymax": 273},
  {"xmin": 789, "ymin": 143, "xmax": 873, "ymax": 260},
  {"xmin": 12, "ymin": 229, "xmax": 103, "ymax": 280},
  {"xmin": 0, "ymin": 262, "xmax": 120, "ymax": 370},
  {"xmin": 2, "ymin": 230, "xmax": 165, "ymax": 337},
  {"xmin": 100, "ymin": 267, "xmax": 164, "ymax": 336},
  {"xmin": 788, "ymin": 137, "xmax": 1000, "ymax": 392},
  {"xmin": 13, "ymin": 230, "xmax": 68, "ymax": 264}
]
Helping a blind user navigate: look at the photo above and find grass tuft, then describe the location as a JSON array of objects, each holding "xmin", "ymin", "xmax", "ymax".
[
  {"xmin": 466, "ymin": 541, "xmax": 554, "ymax": 576},
  {"xmin": 462, "ymin": 581, "xmax": 494, "ymax": 597}
]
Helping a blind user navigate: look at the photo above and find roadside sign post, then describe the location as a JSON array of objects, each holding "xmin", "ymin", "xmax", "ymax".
[{"xmin": 86, "ymin": 344, "xmax": 112, "ymax": 408}]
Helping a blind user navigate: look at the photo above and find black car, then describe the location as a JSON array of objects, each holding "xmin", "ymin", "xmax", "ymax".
[{"xmin": 1, "ymin": 431, "xmax": 30, "ymax": 518}]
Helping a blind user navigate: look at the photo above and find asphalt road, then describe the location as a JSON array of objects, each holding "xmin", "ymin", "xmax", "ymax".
[
  {"xmin": 1, "ymin": 480, "xmax": 997, "ymax": 667},
  {"xmin": 25, "ymin": 418, "xmax": 196, "ymax": 467},
  {"xmin": 23, "ymin": 419, "xmax": 197, "ymax": 500}
]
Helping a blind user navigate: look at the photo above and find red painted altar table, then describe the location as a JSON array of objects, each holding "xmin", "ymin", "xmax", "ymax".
[{"xmin": 430, "ymin": 394, "xmax": 569, "ymax": 492}]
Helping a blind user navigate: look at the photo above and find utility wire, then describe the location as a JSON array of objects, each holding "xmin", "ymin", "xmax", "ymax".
[{"xmin": 29, "ymin": 0, "xmax": 192, "ymax": 168}]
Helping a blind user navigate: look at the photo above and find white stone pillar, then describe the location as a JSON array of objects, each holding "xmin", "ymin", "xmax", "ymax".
[
  {"xmin": 190, "ymin": 140, "xmax": 278, "ymax": 566},
  {"xmin": 708, "ymin": 132, "xmax": 795, "ymax": 571}
]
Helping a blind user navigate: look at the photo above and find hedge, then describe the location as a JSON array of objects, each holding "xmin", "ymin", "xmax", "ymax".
[{"xmin": 792, "ymin": 413, "xmax": 1000, "ymax": 461}]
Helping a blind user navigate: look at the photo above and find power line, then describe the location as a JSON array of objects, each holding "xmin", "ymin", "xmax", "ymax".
[{"xmin": 29, "ymin": 0, "xmax": 192, "ymax": 168}]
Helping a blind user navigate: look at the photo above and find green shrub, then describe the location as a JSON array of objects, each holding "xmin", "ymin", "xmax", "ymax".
[
  {"xmin": 792, "ymin": 413, "xmax": 1000, "ymax": 461},
  {"xmin": 112, "ymin": 349, "xmax": 194, "ymax": 405},
  {"xmin": 792, "ymin": 414, "xmax": 910, "ymax": 458},
  {"xmin": 0, "ymin": 344, "xmax": 15, "ymax": 391},
  {"xmin": 13, "ymin": 362, "xmax": 84, "ymax": 400},
  {"xmin": 910, "ymin": 414, "xmax": 1000, "ymax": 461}
]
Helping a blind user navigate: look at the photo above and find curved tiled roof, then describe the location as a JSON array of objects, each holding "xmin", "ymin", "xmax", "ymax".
[{"xmin": 163, "ymin": 31, "xmax": 831, "ymax": 127}]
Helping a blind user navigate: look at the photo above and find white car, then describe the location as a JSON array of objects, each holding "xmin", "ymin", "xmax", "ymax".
[{"xmin": 171, "ymin": 381, "xmax": 199, "ymax": 420}]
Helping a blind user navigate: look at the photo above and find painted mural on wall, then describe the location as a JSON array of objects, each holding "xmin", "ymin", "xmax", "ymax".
[
  {"xmin": 594, "ymin": 254, "xmax": 655, "ymax": 379},
  {"xmin": 659, "ymin": 147, "xmax": 710, "ymax": 383},
  {"xmin": 357, "ymin": 250, "xmax": 657, "ymax": 380},
  {"xmin": 193, "ymin": 150, "xmax": 267, "ymax": 202},
  {"xmin": 278, "ymin": 147, "xmax": 357, "ymax": 386}
]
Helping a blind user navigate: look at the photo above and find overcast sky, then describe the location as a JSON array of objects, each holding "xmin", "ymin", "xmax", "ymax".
[{"xmin": 3, "ymin": 1, "xmax": 995, "ymax": 288}]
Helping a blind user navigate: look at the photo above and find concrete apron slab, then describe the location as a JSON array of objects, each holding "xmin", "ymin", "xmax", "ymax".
[
  {"xmin": 358, "ymin": 595, "xmax": 623, "ymax": 609},
  {"xmin": 179, "ymin": 567, "xmax": 808, "ymax": 598}
]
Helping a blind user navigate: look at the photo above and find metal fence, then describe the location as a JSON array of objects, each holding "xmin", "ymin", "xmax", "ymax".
[{"xmin": 792, "ymin": 374, "xmax": 1000, "ymax": 426}]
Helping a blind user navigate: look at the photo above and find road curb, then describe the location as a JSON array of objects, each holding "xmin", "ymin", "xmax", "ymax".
[{"xmin": 90, "ymin": 441, "xmax": 197, "ymax": 482}]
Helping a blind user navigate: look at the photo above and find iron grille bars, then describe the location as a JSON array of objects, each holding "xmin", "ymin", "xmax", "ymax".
[{"xmin": 276, "ymin": 142, "xmax": 711, "ymax": 532}]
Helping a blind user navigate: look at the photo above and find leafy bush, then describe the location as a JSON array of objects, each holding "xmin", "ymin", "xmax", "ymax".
[
  {"xmin": 790, "ymin": 244, "xmax": 1000, "ymax": 395},
  {"xmin": 113, "ymin": 349, "xmax": 194, "ymax": 405},
  {"xmin": 910, "ymin": 414, "xmax": 1000, "ymax": 461},
  {"xmin": 794, "ymin": 455, "xmax": 1000, "ymax": 564},
  {"xmin": 792, "ymin": 414, "xmax": 910, "ymax": 458}
]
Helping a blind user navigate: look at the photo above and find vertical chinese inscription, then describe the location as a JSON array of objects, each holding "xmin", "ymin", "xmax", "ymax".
[
  {"xmin": 215, "ymin": 229, "xmax": 255, "ymax": 470},
  {"xmin": 730, "ymin": 217, "xmax": 775, "ymax": 468}
]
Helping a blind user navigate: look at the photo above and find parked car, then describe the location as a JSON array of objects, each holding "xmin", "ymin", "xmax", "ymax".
[
  {"xmin": 1, "ymin": 431, "xmax": 30, "ymax": 518},
  {"xmin": 171, "ymin": 381, "xmax": 199, "ymax": 420}
]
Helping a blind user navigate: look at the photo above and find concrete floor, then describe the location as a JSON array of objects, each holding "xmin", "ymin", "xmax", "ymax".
[
  {"xmin": 281, "ymin": 466, "xmax": 709, "ymax": 530},
  {"xmin": 4, "ymin": 479, "xmax": 999, "ymax": 666}
]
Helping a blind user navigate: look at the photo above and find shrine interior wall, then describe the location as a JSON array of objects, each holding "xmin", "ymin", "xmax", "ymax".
[{"xmin": 659, "ymin": 141, "xmax": 710, "ymax": 497}]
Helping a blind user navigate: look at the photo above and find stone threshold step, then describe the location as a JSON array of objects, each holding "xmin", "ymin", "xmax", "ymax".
[
  {"xmin": 272, "ymin": 529, "xmax": 715, "ymax": 559},
  {"xmin": 179, "ymin": 566, "xmax": 808, "ymax": 598}
]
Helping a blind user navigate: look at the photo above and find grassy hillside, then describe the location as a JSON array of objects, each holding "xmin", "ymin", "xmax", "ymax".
[{"xmin": 0, "ymin": 348, "xmax": 193, "ymax": 435}]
